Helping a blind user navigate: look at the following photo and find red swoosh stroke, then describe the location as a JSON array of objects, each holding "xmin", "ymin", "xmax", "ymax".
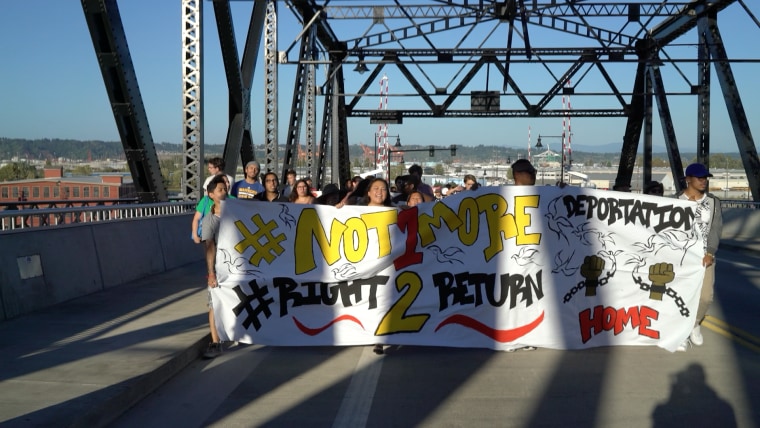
[
  {"xmin": 293, "ymin": 315, "xmax": 365, "ymax": 336},
  {"xmin": 434, "ymin": 311, "xmax": 545, "ymax": 342}
]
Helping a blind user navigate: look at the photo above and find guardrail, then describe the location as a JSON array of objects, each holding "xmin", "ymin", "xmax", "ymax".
[
  {"xmin": 0, "ymin": 201, "xmax": 196, "ymax": 232},
  {"xmin": 0, "ymin": 198, "xmax": 757, "ymax": 232},
  {"xmin": 0, "ymin": 198, "xmax": 140, "ymax": 210},
  {"xmin": 720, "ymin": 200, "xmax": 760, "ymax": 209}
]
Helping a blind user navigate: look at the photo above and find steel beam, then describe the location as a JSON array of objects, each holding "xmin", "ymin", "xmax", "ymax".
[
  {"xmin": 696, "ymin": 17, "xmax": 711, "ymax": 168},
  {"xmin": 643, "ymin": 67, "xmax": 654, "ymax": 189},
  {"xmin": 330, "ymin": 74, "xmax": 341, "ymax": 189},
  {"xmin": 649, "ymin": 65, "xmax": 685, "ymax": 190},
  {"xmin": 334, "ymin": 68, "xmax": 351, "ymax": 188},
  {"xmin": 615, "ymin": 58, "xmax": 647, "ymax": 190},
  {"xmin": 323, "ymin": 3, "xmax": 693, "ymax": 20},
  {"xmin": 650, "ymin": 0, "xmax": 736, "ymax": 46},
  {"xmin": 80, "ymin": 0, "xmax": 167, "ymax": 202},
  {"xmin": 239, "ymin": 1, "xmax": 266, "ymax": 168},
  {"xmin": 701, "ymin": 13, "xmax": 760, "ymax": 201},
  {"xmin": 349, "ymin": 109, "xmax": 628, "ymax": 118},
  {"xmin": 264, "ymin": 0, "xmax": 278, "ymax": 173},
  {"xmin": 282, "ymin": 27, "xmax": 314, "ymax": 180},
  {"xmin": 213, "ymin": 0, "xmax": 265, "ymax": 177},
  {"xmin": 331, "ymin": 2, "xmax": 696, "ymax": 49},
  {"xmin": 314, "ymin": 61, "xmax": 338, "ymax": 187},
  {"xmin": 304, "ymin": 52, "xmax": 317, "ymax": 184},
  {"xmin": 181, "ymin": 0, "xmax": 203, "ymax": 201}
]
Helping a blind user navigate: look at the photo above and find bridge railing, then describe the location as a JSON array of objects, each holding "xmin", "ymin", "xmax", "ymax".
[
  {"xmin": 0, "ymin": 201, "xmax": 196, "ymax": 232},
  {"xmin": 720, "ymin": 200, "xmax": 760, "ymax": 209},
  {"xmin": 0, "ymin": 198, "xmax": 757, "ymax": 232}
]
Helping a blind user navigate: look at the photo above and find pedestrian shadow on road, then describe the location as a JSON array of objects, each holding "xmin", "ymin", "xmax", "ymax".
[{"xmin": 652, "ymin": 363, "xmax": 737, "ymax": 428}]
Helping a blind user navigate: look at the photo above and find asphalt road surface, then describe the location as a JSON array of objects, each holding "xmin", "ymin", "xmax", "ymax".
[{"xmin": 114, "ymin": 246, "xmax": 760, "ymax": 428}]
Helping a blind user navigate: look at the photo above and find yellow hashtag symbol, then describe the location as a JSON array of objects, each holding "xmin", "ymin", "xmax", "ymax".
[{"xmin": 234, "ymin": 214, "xmax": 286, "ymax": 267}]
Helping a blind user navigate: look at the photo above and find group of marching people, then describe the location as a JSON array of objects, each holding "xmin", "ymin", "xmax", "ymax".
[{"xmin": 193, "ymin": 156, "xmax": 720, "ymax": 357}]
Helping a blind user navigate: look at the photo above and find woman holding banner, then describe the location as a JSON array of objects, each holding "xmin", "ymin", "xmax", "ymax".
[
  {"xmin": 366, "ymin": 178, "xmax": 394, "ymax": 354},
  {"xmin": 365, "ymin": 178, "xmax": 394, "ymax": 208}
]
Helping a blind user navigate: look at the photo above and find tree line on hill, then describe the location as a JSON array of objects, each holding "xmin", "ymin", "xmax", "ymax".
[
  {"xmin": 0, "ymin": 137, "xmax": 222, "ymax": 161},
  {"xmin": 0, "ymin": 138, "xmax": 744, "ymax": 186}
]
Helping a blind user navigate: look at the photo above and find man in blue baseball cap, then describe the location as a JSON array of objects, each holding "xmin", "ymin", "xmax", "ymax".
[
  {"xmin": 684, "ymin": 162, "xmax": 714, "ymax": 179},
  {"xmin": 675, "ymin": 162, "xmax": 722, "ymax": 352}
]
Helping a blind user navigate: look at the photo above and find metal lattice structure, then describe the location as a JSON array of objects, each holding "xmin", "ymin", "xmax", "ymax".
[
  {"xmin": 264, "ymin": 0, "xmax": 279, "ymax": 173},
  {"xmin": 281, "ymin": 25, "xmax": 316, "ymax": 180},
  {"xmin": 181, "ymin": 0, "xmax": 203, "ymax": 201},
  {"xmin": 84, "ymin": 1, "xmax": 760, "ymax": 200},
  {"xmin": 285, "ymin": 0, "xmax": 759, "ymax": 198},
  {"xmin": 304, "ymin": 33, "xmax": 317, "ymax": 183}
]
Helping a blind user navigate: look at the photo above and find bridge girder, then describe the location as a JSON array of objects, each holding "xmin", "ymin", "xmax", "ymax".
[{"xmin": 82, "ymin": 1, "xmax": 759, "ymax": 201}]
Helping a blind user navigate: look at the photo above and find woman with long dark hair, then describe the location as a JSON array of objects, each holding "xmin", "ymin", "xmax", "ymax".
[
  {"xmin": 365, "ymin": 177, "xmax": 393, "ymax": 207},
  {"xmin": 289, "ymin": 179, "xmax": 316, "ymax": 204}
]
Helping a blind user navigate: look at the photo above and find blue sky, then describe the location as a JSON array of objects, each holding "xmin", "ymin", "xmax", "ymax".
[{"xmin": 1, "ymin": 1, "xmax": 759, "ymax": 155}]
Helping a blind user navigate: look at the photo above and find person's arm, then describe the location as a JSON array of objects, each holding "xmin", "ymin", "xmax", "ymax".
[
  {"xmin": 200, "ymin": 205, "xmax": 219, "ymax": 286},
  {"xmin": 192, "ymin": 197, "xmax": 211, "ymax": 243},
  {"xmin": 191, "ymin": 210, "xmax": 202, "ymax": 244},
  {"xmin": 704, "ymin": 195, "xmax": 723, "ymax": 267},
  {"xmin": 204, "ymin": 239, "xmax": 218, "ymax": 287},
  {"xmin": 336, "ymin": 190, "xmax": 353, "ymax": 208}
]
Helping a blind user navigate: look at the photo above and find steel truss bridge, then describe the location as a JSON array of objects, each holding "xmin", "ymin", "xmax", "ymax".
[{"xmin": 77, "ymin": 0, "xmax": 760, "ymax": 201}]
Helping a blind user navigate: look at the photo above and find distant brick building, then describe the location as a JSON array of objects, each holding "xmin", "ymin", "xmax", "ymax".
[{"xmin": 0, "ymin": 167, "xmax": 136, "ymax": 204}]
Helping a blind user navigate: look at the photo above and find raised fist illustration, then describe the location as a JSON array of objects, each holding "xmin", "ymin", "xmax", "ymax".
[
  {"xmin": 648, "ymin": 262, "xmax": 675, "ymax": 300},
  {"xmin": 580, "ymin": 255, "xmax": 606, "ymax": 296}
]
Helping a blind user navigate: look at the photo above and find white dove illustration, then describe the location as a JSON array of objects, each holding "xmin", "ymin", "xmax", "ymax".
[
  {"xmin": 332, "ymin": 263, "xmax": 357, "ymax": 280},
  {"xmin": 428, "ymin": 245, "xmax": 465, "ymax": 264},
  {"xmin": 545, "ymin": 196, "xmax": 573, "ymax": 244},
  {"xmin": 552, "ymin": 249, "xmax": 579, "ymax": 276},
  {"xmin": 657, "ymin": 228, "xmax": 698, "ymax": 265},
  {"xmin": 573, "ymin": 223, "xmax": 615, "ymax": 249},
  {"xmin": 220, "ymin": 248, "xmax": 261, "ymax": 275},
  {"xmin": 510, "ymin": 246, "xmax": 541, "ymax": 267},
  {"xmin": 633, "ymin": 235, "xmax": 659, "ymax": 254}
]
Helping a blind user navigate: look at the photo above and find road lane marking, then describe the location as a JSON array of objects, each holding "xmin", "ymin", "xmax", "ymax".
[
  {"xmin": 332, "ymin": 346, "xmax": 384, "ymax": 428},
  {"xmin": 703, "ymin": 315, "xmax": 760, "ymax": 353},
  {"xmin": 718, "ymin": 258, "xmax": 755, "ymax": 268}
]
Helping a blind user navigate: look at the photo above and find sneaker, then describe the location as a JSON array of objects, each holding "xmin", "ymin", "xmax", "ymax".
[
  {"xmin": 373, "ymin": 344, "xmax": 384, "ymax": 355},
  {"xmin": 521, "ymin": 346, "xmax": 537, "ymax": 351},
  {"xmin": 203, "ymin": 342, "xmax": 222, "ymax": 359},
  {"xmin": 676, "ymin": 339, "xmax": 689, "ymax": 352},
  {"xmin": 690, "ymin": 326, "xmax": 704, "ymax": 346}
]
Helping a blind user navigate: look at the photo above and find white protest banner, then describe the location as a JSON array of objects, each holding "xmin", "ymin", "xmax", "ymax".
[{"xmin": 211, "ymin": 186, "xmax": 705, "ymax": 352}]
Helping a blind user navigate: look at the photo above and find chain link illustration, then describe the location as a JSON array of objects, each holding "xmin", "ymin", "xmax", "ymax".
[
  {"xmin": 563, "ymin": 270, "xmax": 615, "ymax": 303},
  {"xmin": 635, "ymin": 275, "xmax": 690, "ymax": 317}
]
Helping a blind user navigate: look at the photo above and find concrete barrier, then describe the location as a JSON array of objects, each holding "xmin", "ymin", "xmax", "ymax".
[
  {"xmin": 0, "ymin": 214, "xmax": 202, "ymax": 321},
  {"xmin": 720, "ymin": 207, "xmax": 760, "ymax": 245}
]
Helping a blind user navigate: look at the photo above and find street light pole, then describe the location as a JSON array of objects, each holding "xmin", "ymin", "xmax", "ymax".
[
  {"xmin": 385, "ymin": 135, "xmax": 401, "ymax": 181},
  {"xmin": 374, "ymin": 132, "xmax": 379, "ymax": 171},
  {"xmin": 537, "ymin": 134, "xmax": 566, "ymax": 185},
  {"xmin": 725, "ymin": 158, "xmax": 729, "ymax": 199}
]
